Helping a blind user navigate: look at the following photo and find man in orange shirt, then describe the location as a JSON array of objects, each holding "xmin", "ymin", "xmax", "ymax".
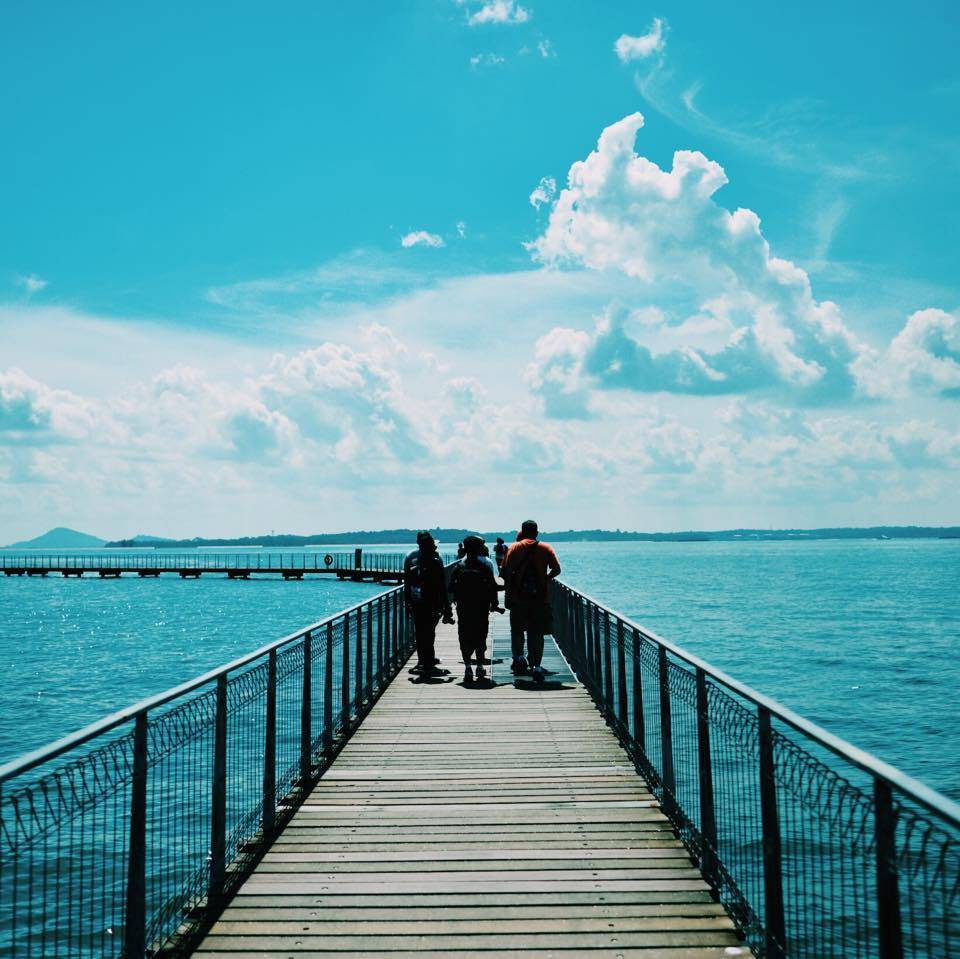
[{"xmin": 500, "ymin": 519, "xmax": 562, "ymax": 683}]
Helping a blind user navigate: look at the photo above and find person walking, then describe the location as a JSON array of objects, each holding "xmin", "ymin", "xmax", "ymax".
[
  {"xmin": 404, "ymin": 531, "xmax": 453, "ymax": 678},
  {"xmin": 500, "ymin": 520, "xmax": 561, "ymax": 683},
  {"xmin": 493, "ymin": 537, "xmax": 508, "ymax": 574},
  {"xmin": 447, "ymin": 535, "xmax": 501, "ymax": 684}
]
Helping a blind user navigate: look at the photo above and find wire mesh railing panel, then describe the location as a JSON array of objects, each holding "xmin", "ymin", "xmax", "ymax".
[
  {"xmin": 896, "ymin": 794, "xmax": 960, "ymax": 958},
  {"xmin": 550, "ymin": 579, "xmax": 960, "ymax": 959},
  {"xmin": 143, "ymin": 688, "xmax": 217, "ymax": 951},
  {"xmin": 0, "ymin": 586, "xmax": 408, "ymax": 958},
  {"xmin": 706, "ymin": 683, "xmax": 765, "ymax": 948},
  {"xmin": 0, "ymin": 733, "xmax": 134, "ymax": 957},
  {"xmin": 275, "ymin": 640, "xmax": 305, "ymax": 803}
]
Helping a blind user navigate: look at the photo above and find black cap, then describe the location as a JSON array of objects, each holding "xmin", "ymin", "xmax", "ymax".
[{"xmin": 462, "ymin": 534, "xmax": 485, "ymax": 553}]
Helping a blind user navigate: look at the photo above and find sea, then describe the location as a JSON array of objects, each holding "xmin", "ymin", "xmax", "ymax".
[{"xmin": 1, "ymin": 539, "xmax": 958, "ymax": 800}]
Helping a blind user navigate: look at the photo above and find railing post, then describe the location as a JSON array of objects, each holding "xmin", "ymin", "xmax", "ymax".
[
  {"xmin": 341, "ymin": 613, "xmax": 351, "ymax": 727},
  {"xmin": 602, "ymin": 612, "xmax": 614, "ymax": 715},
  {"xmin": 392, "ymin": 595, "xmax": 399, "ymax": 665},
  {"xmin": 593, "ymin": 606, "xmax": 603, "ymax": 698},
  {"xmin": 584, "ymin": 603, "xmax": 595, "ymax": 687},
  {"xmin": 300, "ymin": 632, "xmax": 312, "ymax": 783},
  {"xmin": 657, "ymin": 645, "xmax": 675, "ymax": 817},
  {"xmin": 615, "ymin": 620, "xmax": 628, "ymax": 733},
  {"xmin": 354, "ymin": 608, "xmax": 364, "ymax": 706},
  {"xmin": 695, "ymin": 667, "xmax": 718, "ymax": 894},
  {"xmin": 209, "ymin": 674, "xmax": 227, "ymax": 903},
  {"xmin": 323, "ymin": 623, "xmax": 334, "ymax": 751},
  {"xmin": 632, "ymin": 628, "xmax": 645, "ymax": 753},
  {"xmin": 263, "ymin": 650, "xmax": 277, "ymax": 833},
  {"xmin": 124, "ymin": 711, "xmax": 148, "ymax": 959},
  {"xmin": 367, "ymin": 602, "xmax": 375, "ymax": 695},
  {"xmin": 376, "ymin": 599, "xmax": 385, "ymax": 686},
  {"xmin": 758, "ymin": 706, "xmax": 786, "ymax": 959},
  {"xmin": 875, "ymin": 778, "xmax": 904, "ymax": 959}
]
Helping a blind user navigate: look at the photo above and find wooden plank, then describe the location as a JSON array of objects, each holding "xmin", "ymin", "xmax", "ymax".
[{"xmin": 191, "ymin": 613, "xmax": 737, "ymax": 957}]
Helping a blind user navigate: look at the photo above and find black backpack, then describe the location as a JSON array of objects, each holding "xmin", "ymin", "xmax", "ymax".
[
  {"xmin": 452, "ymin": 558, "xmax": 491, "ymax": 609},
  {"xmin": 516, "ymin": 548, "xmax": 542, "ymax": 600}
]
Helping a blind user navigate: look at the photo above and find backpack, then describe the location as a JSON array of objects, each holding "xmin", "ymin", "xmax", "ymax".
[
  {"xmin": 517, "ymin": 555, "xmax": 541, "ymax": 600},
  {"xmin": 452, "ymin": 558, "xmax": 491, "ymax": 609}
]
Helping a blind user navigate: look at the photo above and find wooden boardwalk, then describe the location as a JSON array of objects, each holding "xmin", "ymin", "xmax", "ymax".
[{"xmin": 195, "ymin": 613, "xmax": 743, "ymax": 958}]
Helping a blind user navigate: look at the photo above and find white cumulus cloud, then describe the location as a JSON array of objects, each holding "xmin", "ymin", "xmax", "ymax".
[
  {"xmin": 614, "ymin": 18, "xmax": 665, "ymax": 63},
  {"xmin": 528, "ymin": 112, "xmax": 867, "ymax": 405},
  {"xmin": 400, "ymin": 230, "xmax": 445, "ymax": 249},
  {"xmin": 465, "ymin": 0, "xmax": 530, "ymax": 26}
]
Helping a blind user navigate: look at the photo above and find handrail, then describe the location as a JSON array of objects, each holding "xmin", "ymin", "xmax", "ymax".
[
  {"xmin": 550, "ymin": 578, "xmax": 960, "ymax": 959},
  {"xmin": 0, "ymin": 584, "xmax": 414, "ymax": 957},
  {"xmin": 557, "ymin": 580, "xmax": 960, "ymax": 828},
  {"xmin": 0, "ymin": 590, "xmax": 389, "ymax": 785}
]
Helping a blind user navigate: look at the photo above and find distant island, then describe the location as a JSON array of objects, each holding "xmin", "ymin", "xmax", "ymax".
[
  {"xmin": 97, "ymin": 526, "xmax": 960, "ymax": 548},
  {"xmin": 5, "ymin": 527, "xmax": 107, "ymax": 549}
]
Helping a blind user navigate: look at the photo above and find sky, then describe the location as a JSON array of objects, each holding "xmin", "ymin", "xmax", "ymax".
[{"xmin": 1, "ymin": 0, "xmax": 959, "ymax": 540}]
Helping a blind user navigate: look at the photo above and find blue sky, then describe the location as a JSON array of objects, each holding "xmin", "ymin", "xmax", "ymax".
[{"xmin": 1, "ymin": 0, "xmax": 958, "ymax": 539}]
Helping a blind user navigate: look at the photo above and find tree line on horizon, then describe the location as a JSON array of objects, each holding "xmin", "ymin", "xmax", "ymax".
[{"xmin": 99, "ymin": 525, "xmax": 960, "ymax": 549}]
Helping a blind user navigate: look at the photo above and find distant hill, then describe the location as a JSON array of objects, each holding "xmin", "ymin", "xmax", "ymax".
[
  {"xmin": 102, "ymin": 525, "xmax": 960, "ymax": 548},
  {"xmin": 5, "ymin": 527, "xmax": 106, "ymax": 549}
]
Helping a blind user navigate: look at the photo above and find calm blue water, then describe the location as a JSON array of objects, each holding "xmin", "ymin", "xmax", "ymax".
[{"xmin": 1, "ymin": 540, "xmax": 958, "ymax": 799}]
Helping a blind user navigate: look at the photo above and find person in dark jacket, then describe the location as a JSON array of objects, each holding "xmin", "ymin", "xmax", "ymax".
[
  {"xmin": 448, "ymin": 535, "xmax": 501, "ymax": 684},
  {"xmin": 500, "ymin": 519, "xmax": 561, "ymax": 683},
  {"xmin": 404, "ymin": 531, "xmax": 453, "ymax": 677}
]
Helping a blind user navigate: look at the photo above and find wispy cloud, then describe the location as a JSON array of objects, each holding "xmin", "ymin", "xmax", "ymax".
[
  {"xmin": 463, "ymin": 0, "xmax": 531, "ymax": 27},
  {"xmin": 469, "ymin": 52, "xmax": 505, "ymax": 68},
  {"xmin": 537, "ymin": 39, "xmax": 556, "ymax": 58},
  {"xmin": 17, "ymin": 275, "xmax": 48, "ymax": 296},
  {"xmin": 614, "ymin": 18, "xmax": 665, "ymax": 63},
  {"xmin": 400, "ymin": 230, "xmax": 446, "ymax": 249}
]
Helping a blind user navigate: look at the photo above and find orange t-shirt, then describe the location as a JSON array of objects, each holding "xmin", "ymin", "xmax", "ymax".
[{"xmin": 502, "ymin": 539, "xmax": 562, "ymax": 604}]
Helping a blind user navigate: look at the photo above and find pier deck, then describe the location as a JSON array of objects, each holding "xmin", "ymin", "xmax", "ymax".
[{"xmin": 194, "ymin": 615, "xmax": 741, "ymax": 957}]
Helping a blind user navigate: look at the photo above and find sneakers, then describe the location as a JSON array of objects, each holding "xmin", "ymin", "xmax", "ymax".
[
  {"xmin": 511, "ymin": 656, "xmax": 529, "ymax": 675},
  {"xmin": 463, "ymin": 665, "xmax": 474, "ymax": 684},
  {"xmin": 475, "ymin": 665, "xmax": 487, "ymax": 681},
  {"xmin": 531, "ymin": 665, "xmax": 546, "ymax": 684}
]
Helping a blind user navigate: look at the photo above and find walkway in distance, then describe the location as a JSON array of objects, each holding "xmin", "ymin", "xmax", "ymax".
[
  {"xmin": 194, "ymin": 613, "xmax": 743, "ymax": 957},
  {"xmin": 0, "ymin": 550, "xmax": 439, "ymax": 584}
]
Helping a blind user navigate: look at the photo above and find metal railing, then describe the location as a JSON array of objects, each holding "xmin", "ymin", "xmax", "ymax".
[
  {"xmin": 0, "ymin": 587, "xmax": 411, "ymax": 957},
  {"xmin": 0, "ymin": 551, "xmax": 451, "ymax": 576},
  {"xmin": 550, "ymin": 580, "xmax": 960, "ymax": 959}
]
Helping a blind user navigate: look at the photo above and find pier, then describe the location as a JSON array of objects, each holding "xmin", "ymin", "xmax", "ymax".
[
  {"xmin": 0, "ymin": 550, "xmax": 443, "ymax": 584},
  {"xmin": 1, "ymin": 580, "xmax": 958, "ymax": 957}
]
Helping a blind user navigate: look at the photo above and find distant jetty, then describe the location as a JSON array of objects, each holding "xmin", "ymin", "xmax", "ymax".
[{"xmin": 98, "ymin": 525, "xmax": 960, "ymax": 549}]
